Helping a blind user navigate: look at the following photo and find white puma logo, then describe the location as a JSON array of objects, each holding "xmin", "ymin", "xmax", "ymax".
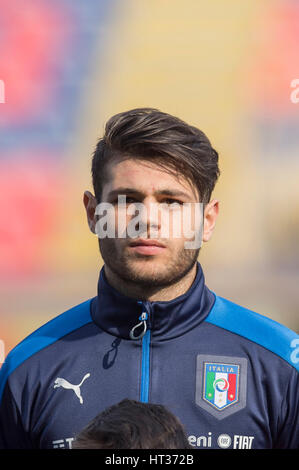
[{"xmin": 53, "ymin": 373, "xmax": 90, "ymax": 404}]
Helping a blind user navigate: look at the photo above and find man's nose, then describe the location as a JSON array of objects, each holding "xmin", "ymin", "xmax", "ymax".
[{"xmin": 135, "ymin": 197, "xmax": 161, "ymax": 235}]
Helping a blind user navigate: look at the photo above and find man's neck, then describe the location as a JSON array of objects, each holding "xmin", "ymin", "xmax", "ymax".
[{"xmin": 103, "ymin": 264, "xmax": 197, "ymax": 302}]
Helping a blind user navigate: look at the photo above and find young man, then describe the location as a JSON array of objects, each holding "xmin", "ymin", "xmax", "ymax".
[{"xmin": 0, "ymin": 108, "xmax": 298, "ymax": 449}]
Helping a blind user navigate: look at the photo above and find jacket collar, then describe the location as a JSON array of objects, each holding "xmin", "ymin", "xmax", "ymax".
[{"xmin": 91, "ymin": 261, "xmax": 215, "ymax": 341}]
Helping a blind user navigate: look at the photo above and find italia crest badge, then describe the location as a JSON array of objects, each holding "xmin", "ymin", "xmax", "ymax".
[{"xmin": 196, "ymin": 355, "xmax": 247, "ymax": 420}]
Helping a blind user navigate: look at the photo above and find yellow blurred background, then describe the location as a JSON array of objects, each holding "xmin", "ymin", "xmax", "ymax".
[{"xmin": 1, "ymin": 0, "xmax": 298, "ymax": 361}]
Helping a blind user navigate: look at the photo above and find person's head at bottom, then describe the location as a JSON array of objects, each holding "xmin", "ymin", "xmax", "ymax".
[{"xmin": 72, "ymin": 399, "xmax": 191, "ymax": 449}]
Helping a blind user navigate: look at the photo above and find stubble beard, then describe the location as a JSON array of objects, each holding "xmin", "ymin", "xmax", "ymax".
[{"xmin": 99, "ymin": 238, "xmax": 200, "ymax": 288}]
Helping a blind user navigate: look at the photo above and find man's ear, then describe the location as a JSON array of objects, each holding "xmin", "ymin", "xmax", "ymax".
[
  {"xmin": 83, "ymin": 190, "xmax": 98, "ymax": 234},
  {"xmin": 202, "ymin": 199, "xmax": 219, "ymax": 242}
]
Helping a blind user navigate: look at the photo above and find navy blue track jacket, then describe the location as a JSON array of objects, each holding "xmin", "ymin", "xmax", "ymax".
[{"xmin": 0, "ymin": 262, "xmax": 298, "ymax": 449}]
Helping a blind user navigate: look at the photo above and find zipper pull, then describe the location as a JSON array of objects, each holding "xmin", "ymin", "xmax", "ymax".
[{"xmin": 129, "ymin": 311, "xmax": 148, "ymax": 340}]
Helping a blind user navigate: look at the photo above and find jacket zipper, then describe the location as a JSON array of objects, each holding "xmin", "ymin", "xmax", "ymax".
[
  {"xmin": 140, "ymin": 326, "xmax": 151, "ymax": 403},
  {"xmin": 129, "ymin": 303, "xmax": 151, "ymax": 403}
]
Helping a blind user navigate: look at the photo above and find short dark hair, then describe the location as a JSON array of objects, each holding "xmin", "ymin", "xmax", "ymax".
[
  {"xmin": 91, "ymin": 107, "xmax": 220, "ymax": 203},
  {"xmin": 72, "ymin": 399, "xmax": 192, "ymax": 449}
]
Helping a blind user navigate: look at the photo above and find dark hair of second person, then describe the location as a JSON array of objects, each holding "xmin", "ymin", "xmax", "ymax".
[{"xmin": 72, "ymin": 399, "xmax": 192, "ymax": 449}]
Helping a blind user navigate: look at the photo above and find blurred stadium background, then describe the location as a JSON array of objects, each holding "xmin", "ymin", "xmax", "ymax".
[{"xmin": 1, "ymin": 0, "xmax": 298, "ymax": 360}]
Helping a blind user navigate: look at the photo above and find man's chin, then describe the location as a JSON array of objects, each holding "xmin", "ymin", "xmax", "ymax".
[
  {"xmin": 120, "ymin": 257, "xmax": 172, "ymax": 285},
  {"xmin": 125, "ymin": 256, "xmax": 165, "ymax": 272}
]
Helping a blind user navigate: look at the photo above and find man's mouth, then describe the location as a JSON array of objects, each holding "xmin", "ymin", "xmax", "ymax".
[{"xmin": 128, "ymin": 239, "xmax": 166, "ymax": 255}]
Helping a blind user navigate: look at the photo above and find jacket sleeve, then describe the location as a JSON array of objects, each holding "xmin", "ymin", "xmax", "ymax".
[
  {"xmin": 0, "ymin": 364, "xmax": 33, "ymax": 449},
  {"xmin": 275, "ymin": 366, "xmax": 299, "ymax": 449}
]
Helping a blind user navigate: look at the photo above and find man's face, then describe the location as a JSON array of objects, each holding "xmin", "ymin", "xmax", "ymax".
[{"xmin": 96, "ymin": 158, "xmax": 202, "ymax": 288}]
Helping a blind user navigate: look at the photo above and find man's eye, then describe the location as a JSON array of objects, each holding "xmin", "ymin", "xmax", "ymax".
[
  {"xmin": 126, "ymin": 197, "xmax": 138, "ymax": 203},
  {"xmin": 163, "ymin": 199, "xmax": 183, "ymax": 206},
  {"xmin": 113, "ymin": 196, "xmax": 137, "ymax": 204}
]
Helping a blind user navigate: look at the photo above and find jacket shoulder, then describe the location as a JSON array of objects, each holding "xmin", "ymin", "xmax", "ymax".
[
  {"xmin": 205, "ymin": 293, "xmax": 299, "ymax": 371},
  {"xmin": 0, "ymin": 298, "xmax": 94, "ymax": 402}
]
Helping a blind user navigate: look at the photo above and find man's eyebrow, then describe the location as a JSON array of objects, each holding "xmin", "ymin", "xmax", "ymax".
[
  {"xmin": 107, "ymin": 188, "xmax": 143, "ymax": 198},
  {"xmin": 107, "ymin": 188, "xmax": 192, "ymax": 199},
  {"xmin": 156, "ymin": 189, "xmax": 192, "ymax": 199}
]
